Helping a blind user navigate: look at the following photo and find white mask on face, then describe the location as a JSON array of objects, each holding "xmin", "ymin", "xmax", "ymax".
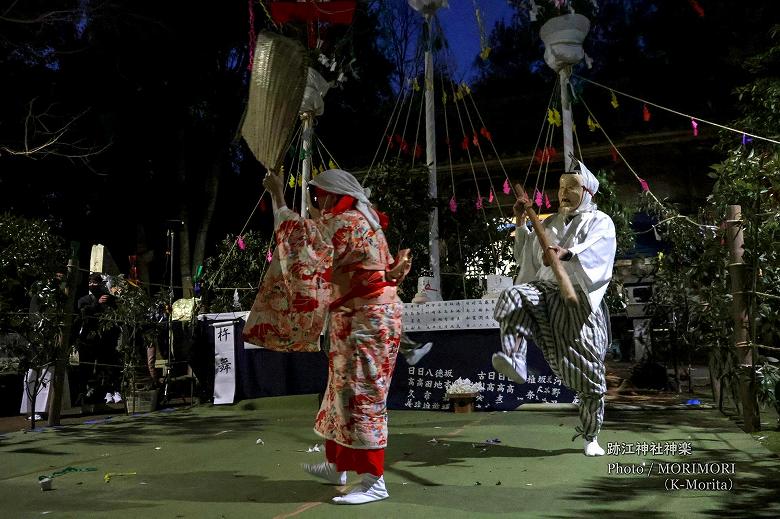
[{"xmin": 558, "ymin": 174, "xmax": 585, "ymax": 215}]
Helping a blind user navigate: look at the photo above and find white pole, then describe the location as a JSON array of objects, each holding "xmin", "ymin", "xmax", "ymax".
[
  {"xmin": 559, "ymin": 67, "xmax": 574, "ymax": 172},
  {"xmin": 424, "ymin": 12, "xmax": 441, "ymax": 299},
  {"xmin": 300, "ymin": 113, "xmax": 314, "ymax": 217}
]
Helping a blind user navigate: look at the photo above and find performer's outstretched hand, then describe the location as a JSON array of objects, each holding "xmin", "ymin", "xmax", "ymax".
[
  {"xmin": 513, "ymin": 183, "xmax": 531, "ymax": 227},
  {"xmin": 263, "ymin": 169, "xmax": 286, "ymax": 207},
  {"xmin": 387, "ymin": 249, "xmax": 412, "ymax": 284},
  {"xmin": 543, "ymin": 245, "xmax": 572, "ymax": 266}
]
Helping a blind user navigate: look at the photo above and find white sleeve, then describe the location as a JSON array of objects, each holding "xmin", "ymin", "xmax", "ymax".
[
  {"xmin": 514, "ymin": 224, "xmax": 541, "ymax": 284},
  {"xmin": 568, "ymin": 214, "xmax": 616, "ymax": 292}
]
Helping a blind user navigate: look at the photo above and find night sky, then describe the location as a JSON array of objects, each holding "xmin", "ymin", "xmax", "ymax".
[{"xmin": 437, "ymin": 0, "xmax": 513, "ymax": 81}]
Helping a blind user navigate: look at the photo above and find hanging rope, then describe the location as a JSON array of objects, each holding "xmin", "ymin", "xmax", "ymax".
[
  {"xmin": 576, "ymin": 93, "xmax": 665, "ymax": 209},
  {"xmin": 523, "ymin": 83, "xmax": 559, "ymax": 187},
  {"xmin": 573, "ymin": 75, "xmax": 780, "ymax": 146},
  {"xmin": 364, "ymin": 82, "xmax": 406, "ymax": 181}
]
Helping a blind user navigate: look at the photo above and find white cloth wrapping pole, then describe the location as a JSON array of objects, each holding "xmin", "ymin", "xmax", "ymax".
[
  {"xmin": 212, "ymin": 321, "xmax": 237, "ymax": 405},
  {"xmin": 300, "ymin": 114, "xmax": 314, "ymax": 217},
  {"xmin": 424, "ymin": 11, "xmax": 442, "ymax": 300},
  {"xmin": 560, "ymin": 68, "xmax": 574, "ymax": 172}
]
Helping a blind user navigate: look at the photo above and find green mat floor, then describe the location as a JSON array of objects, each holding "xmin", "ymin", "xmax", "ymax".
[{"xmin": 1, "ymin": 395, "xmax": 778, "ymax": 518}]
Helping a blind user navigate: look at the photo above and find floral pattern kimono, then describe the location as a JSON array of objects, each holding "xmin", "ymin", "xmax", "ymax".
[{"xmin": 243, "ymin": 207, "xmax": 402, "ymax": 449}]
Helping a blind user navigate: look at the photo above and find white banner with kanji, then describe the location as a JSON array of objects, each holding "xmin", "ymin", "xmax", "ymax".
[{"xmin": 212, "ymin": 321, "xmax": 236, "ymax": 405}]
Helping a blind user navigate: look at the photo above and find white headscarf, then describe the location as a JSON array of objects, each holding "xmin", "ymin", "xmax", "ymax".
[
  {"xmin": 571, "ymin": 160, "xmax": 599, "ymax": 214},
  {"xmin": 308, "ymin": 169, "xmax": 382, "ymax": 230}
]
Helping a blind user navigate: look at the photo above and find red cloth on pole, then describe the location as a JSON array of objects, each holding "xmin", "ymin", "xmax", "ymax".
[
  {"xmin": 325, "ymin": 440, "xmax": 384, "ymax": 476},
  {"xmin": 270, "ymin": 1, "xmax": 356, "ymax": 25}
]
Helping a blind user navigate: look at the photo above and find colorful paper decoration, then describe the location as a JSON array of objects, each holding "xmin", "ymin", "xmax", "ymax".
[
  {"xmin": 266, "ymin": 249, "xmax": 273, "ymax": 262},
  {"xmin": 742, "ymin": 134, "xmax": 753, "ymax": 146},
  {"xmin": 449, "ymin": 195, "xmax": 458, "ymax": 213},
  {"xmin": 691, "ymin": 118, "xmax": 698, "ymax": 137},
  {"xmin": 533, "ymin": 188, "xmax": 543, "ymax": 208},
  {"xmin": 638, "ymin": 177, "xmax": 650, "ymax": 192},
  {"xmin": 503, "ymin": 179, "xmax": 511, "ymax": 195},
  {"xmin": 480, "ymin": 127, "xmax": 492, "ymax": 141},
  {"xmin": 544, "ymin": 193, "xmax": 551, "ymax": 209},
  {"xmin": 587, "ymin": 116, "xmax": 600, "ymax": 132},
  {"xmin": 461, "ymin": 135, "xmax": 470, "ymax": 151},
  {"xmin": 688, "ymin": 0, "xmax": 705, "ymax": 17},
  {"xmin": 534, "ymin": 146, "xmax": 557, "ymax": 165},
  {"xmin": 610, "ymin": 90, "xmax": 619, "ymax": 109},
  {"xmin": 475, "ymin": 195, "xmax": 484, "ymax": 210},
  {"xmin": 288, "ymin": 174, "xmax": 295, "ymax": 188},
  {"xmin": 414, "ymin": 144, "xmax": 423, "ymax": 159},
  {"xmin": 237, "ymin": 236, "xmax": 246, "ymax": 250},
  {"xmin": 488, "ymin": 190, "xmax": 494, "ymax": 203},
  {"xmin": 610, "ymin": 147, "xmax": 619, "ymax": 163},
  {"xmin": 472, "ymin": 134, "xmax": 480, "ymax": 147},
  {"xmin": 547, "ymin": 108, "xmax": 562, "ymax": 127},
  {"xmin": 328, "ymin": 159, "xmax": 337, "ymax": 169},
  {"xmin": 642, "ymin": 104, "xmax": 651, "ymax": 122}
]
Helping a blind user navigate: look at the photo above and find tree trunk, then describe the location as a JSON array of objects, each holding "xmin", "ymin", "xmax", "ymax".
[
  {"xmin": 726, "ymin": 205, "xmax": 760, "ymax": 432},
  {"xmin": 192, "ymin": 160, "xmax": 221, "ymax": 283},
  {"xmin": 177, "ymin": 205, "xmax": 194, "ymax": 299},
  {"xmin": 48, "ymin": 255, "xmax": 80, "ymax": 426}
]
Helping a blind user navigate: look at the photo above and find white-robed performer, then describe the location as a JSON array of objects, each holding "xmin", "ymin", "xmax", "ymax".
[{"xmin": 491, "ymin": 161, "xmax": 616, "ymax": 456}]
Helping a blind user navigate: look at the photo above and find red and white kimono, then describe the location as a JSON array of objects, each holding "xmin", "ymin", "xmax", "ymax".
[{"xmin": 244, "ymin": 205, "xmax": 402, "ymax": 467}]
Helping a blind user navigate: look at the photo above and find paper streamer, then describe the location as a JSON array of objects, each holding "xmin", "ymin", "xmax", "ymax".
[
  {"xmin": 237, "ymin": 236, "xmax": 245, "ymax": 250},
  {"xmin": 638, "ymin": 178, "xmax": 650, "ymax": 192},
  {"xmin": 480, "ymin": 127, "xmax": 492, "ymax": 141},
  {"xmin": 449, "ymin": 196, "xmax": 457, "ymax": 213},
  {"xmin": 547, "ymin": 108, "xmax": 562, "ymax": 127},
  {"xmin": 475, "ymin": 196, "xmax": 483, "ymax": 210},
  {"xmin": 488, "ymin": 190, "xmax": 494, "ymax": 203},
  {"xmin": 688, "ymin": 0, "xmax": 705, "ymax": 17},
  {"xmin": 610, "ymin": 90, "xmax": 619, "ymax": 109},
  {"xmin": 691, "ymin": 118, "xmax": 698, "ymax": 137},
  {"xmin": 503, "ymin": 179, "xmax": 511, "ymax": 195},
  {"xmin": 266, "ymin": 249, "xmax": 273, "ymax": 262},
  {"xmin": 533, "ymin": 188, "xmax": 543, "ymax": 208},
  {"xmin": 642, "ymin": 104, "xmax": 651, "ymax": 122},
  {"xmin": 544, "ymin": 193, "xmax": 551, "ymax": 209}
]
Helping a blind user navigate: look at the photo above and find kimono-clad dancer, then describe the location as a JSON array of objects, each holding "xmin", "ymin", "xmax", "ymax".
[
  {"xmin": 491, "ymin": 161, "xmax": 616, "ymax": 456},
  {"xmin": 261, "ymin": 168, "xmax": 411, "ymax": 505}
]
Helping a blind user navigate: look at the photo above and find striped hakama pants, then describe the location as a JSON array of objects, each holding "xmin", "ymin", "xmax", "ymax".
[{"xmin": 494, "ymin": 281, "xmax": 609, "ymax": 440}]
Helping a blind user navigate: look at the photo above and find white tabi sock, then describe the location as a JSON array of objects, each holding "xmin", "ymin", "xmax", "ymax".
[
  {"xmin": 491, "ymin": 352, "xmax": 527, "ymax": 384},
  {"xmin": 301, "ymin": 461, "xmax": 347, "ymax": 485},
  {"xmin": 332, "ymin": 474, "xmax": 389, "ymax": 505},
  {"xmin": 404, "ymin": 342, "xmax": 433, "ymax": 366},
  {"xmin": 584, "ymin": 437, "xmax": 605, "ymax": 456}
]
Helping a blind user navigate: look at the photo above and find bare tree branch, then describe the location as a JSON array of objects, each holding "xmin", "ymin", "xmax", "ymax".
[{"xmin": 0, "ymin": 98, "xmax": 110, "ymax": 160}]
